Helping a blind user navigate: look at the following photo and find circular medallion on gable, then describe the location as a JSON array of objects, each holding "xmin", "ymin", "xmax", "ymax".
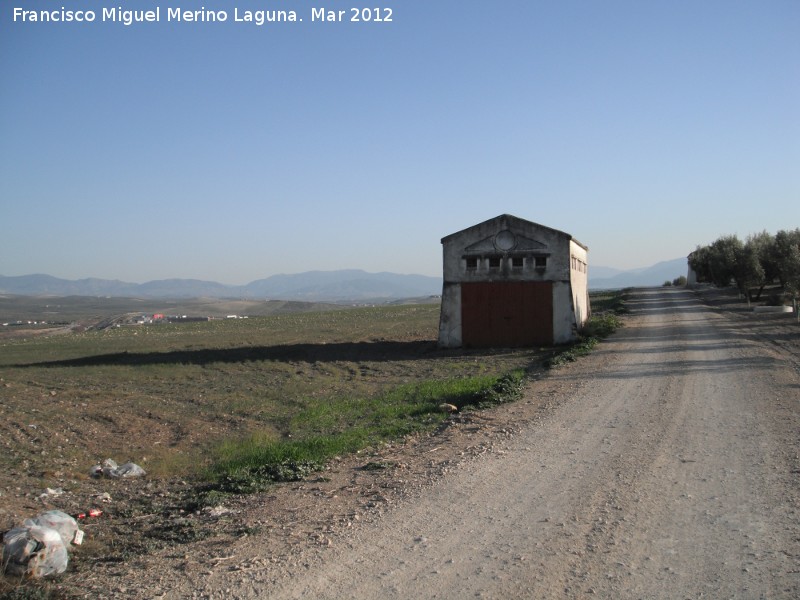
[{"xmin": 494, "ymin": 230, "xmax": 516, "ymax": 251}]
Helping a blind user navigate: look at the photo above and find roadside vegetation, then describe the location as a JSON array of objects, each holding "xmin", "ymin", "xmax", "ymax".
[
  {"xmin": 663, "ymin": 276, "xmax": 688, "ymax": 287},
  {"xmin": 689, "ymin": 229, "xmax": 800, "ymax": 311},
  {"xmin": 203, "ymin": 370, "xmax": 526, "ymax": 498},
  {"xmin": 546, "ymin": 289, "xmax": 627, "ymax": 368}
]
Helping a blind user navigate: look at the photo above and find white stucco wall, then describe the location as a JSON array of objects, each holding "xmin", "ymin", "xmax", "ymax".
[
  {"xmin": 686, "ymin": 257, "xmax": 698, "ymax": 288},
  {"xmin": 438, "ymin": 282, "xmax": 462, "ymax": 347},
  {"xmin": 569, "ymin": 239, "xmax": 590, "ymax": 333},
  {"xmin": 552, "ymin": 281, "xmax": 575, "ymax": 344}
]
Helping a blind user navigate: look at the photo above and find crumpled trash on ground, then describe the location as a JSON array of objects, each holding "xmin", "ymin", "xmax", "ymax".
[
  {"xmin": 203, "ymin": 505, "xmax": 233, "ymax": 518},
  {"xmin": 2, "ymin": 525, "xmax": 67, "ymax": 578},
  {"xmin": 89, "ymin": 458, "xmax": 146, "ymax": 478},
  {"xmin": 24, "ymin": 510, "xmax": 83, "ymax": 547},
  {"xmin": 38, "ymin": 487, "xmax": 64, "ymax": 501},
  {"xmin": 2, "ymin": 511, "xmax": 83, "ymax": 578}
]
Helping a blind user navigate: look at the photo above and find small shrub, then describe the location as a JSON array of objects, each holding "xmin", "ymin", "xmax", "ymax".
[
  {"xmin": 454, "ymin": 370, "xmax": 526, "ymax": 410},
  {"xmin": 208, "ymin": 459, "xmax": 323, "ymax": 494},
  {"xmin": 546, "ymin": 337, "xmax": 598, "ymax": 368},
  {"xmin": 582, "ymin": 313, "xmax": 621, "ymax": 339},
  {"xmin": 547, "ymin": 311, "xmax": 622, "ymax": 369}
]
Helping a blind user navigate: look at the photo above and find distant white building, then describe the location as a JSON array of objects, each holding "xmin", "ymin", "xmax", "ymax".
[
  {"xmin": 686, "ymin": 252, "xmax": 698, "ymax": 288},
  {"xmin": 438, "ymin": 214, "xmax": 589, "ymax": 348}
]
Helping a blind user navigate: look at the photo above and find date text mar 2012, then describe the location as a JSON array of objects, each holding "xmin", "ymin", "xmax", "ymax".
[{"xmin": 311, "ymin": 8, "xmax": 393, "ymax": 22}]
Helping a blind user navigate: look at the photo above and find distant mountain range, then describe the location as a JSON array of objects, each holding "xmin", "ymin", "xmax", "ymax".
[
  {"xmin": 588, "ymin": 257, "xmax": 688, "ymax": 289},
  {"xmin": 0, "ymin": 259, "xmax": 688, "ymax": 301},
  {"xmin": 0, "ymin": 271, "xmax": 443, "ymax": 302}
]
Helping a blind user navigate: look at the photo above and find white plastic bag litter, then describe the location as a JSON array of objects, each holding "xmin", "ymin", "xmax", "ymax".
[
  {"xmin": 101, "ymin": 458, "xmax": 119, "ymax": 477},
  {"xmin": 90, "ymin": 458, "xmax": 146, "ymax": 478},
  {"xmin": 114, "ymin": 462, "xmax": 146, "ymax": 477},
  {"xmin": 23, "ymin": 510, "xmax": 82, "ymax": 547},
  {"xmin": 2, "ymin": 525, "xmax": 68, "ymax": 578}
]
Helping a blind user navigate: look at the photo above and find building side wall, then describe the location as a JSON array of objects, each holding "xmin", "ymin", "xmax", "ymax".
[
  {"xmin": 568, "ymin": 239, "xmax": 590, "ymax": 333},
  {"xmin": 438, "ymin": 282, "xmax": 462, "ymax": 348},
  {"xmin": 552, "ymin": 281, "xmax": 575, "ymax": 344}
]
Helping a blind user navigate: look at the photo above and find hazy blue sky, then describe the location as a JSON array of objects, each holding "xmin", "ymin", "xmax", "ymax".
[{"xmin": 2, "ymin": 1, "xmax": 798, "ymax": 284}]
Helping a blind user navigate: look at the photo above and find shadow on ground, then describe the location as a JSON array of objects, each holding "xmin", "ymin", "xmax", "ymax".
[{"xmin": 16, "ymin": 340, "xmax": 534, "ymax": 368}]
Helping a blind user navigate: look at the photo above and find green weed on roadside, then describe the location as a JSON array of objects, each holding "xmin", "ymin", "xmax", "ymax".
[
  {"xmin": 546, "ymin": 297, "xmax": 625, "ymax": 368},
  {"xmin": 199, "ymin": 370, "xmax": 526, "ymax": 499}
]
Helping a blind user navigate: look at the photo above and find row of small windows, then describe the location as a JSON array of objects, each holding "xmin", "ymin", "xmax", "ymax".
[
  {"xmin": 571, "ymin": 256, "xmax": 587, "ymax": 273},
  {"xmin": 465, "ymin": 256, "xmax": 547, "ymax": 270}
]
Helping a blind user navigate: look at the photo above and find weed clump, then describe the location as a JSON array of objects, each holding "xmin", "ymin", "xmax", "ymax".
[
  {"xmin": 582, "ymin": 313, "xmax": 622, "ymax": 338},
  {"xmin": 211, "ymin": 459, "xmax": 322, "ymax": 494},
  {"xmin": 546, "ymin": 308, "xmax": 624, "ymax": 369},
  {"xmin": 454, "ymin": 370, "xmax": 526, "ymax": 411}
]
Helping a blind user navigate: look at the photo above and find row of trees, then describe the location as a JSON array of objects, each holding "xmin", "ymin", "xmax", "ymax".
[{"xmin": 688, "ymin": 229, "xmax": 800, "ymax": 305}]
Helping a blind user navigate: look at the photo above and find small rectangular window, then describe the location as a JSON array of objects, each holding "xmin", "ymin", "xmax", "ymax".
[
  {"xmin": 535, "ymin": 256, "xmax": 547, "ymax": 269},
  {"xmin": 465, "ymin": 257, "xmax": 478, "ymax": 270},
  {"xmin": 512, "ymin": 257, "xmax": 524, "ymax": 268},
  {"xmin": 489, "ymin": 257, "xmax": 501, "ymax": 269}
]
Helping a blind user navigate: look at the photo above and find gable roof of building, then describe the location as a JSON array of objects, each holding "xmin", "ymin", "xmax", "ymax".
[{"xmin": 441, "ymin": 214, "xmax": 588, "ymax": 251}]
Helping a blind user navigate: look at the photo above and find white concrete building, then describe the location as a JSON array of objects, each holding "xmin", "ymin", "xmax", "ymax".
[{"xmin": 438, "ymin": 214, "xmax": 589, "ymax": 348}]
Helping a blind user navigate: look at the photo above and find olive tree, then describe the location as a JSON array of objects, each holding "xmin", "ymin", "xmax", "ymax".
[
  {"xmin": 773, "ymin": 229, "xmax": 800, "ymax": 318},
  {"xmin": 707, "ymin": 235, "xmax": 741, "ymax": 288},
  {"xmin": 733, "ymin": 240, "xmax": 765, "ymax": 305},
  {"xmin": 745, "ymin": 231, "xmax": 779, "ymax": 300},
  {"xmin": 690, "ymin": 229, "xmax": 799, "ymax": 314},
  {"xmin": 688, "ymin": 245, "xmax": 713, "ymax": 283}
]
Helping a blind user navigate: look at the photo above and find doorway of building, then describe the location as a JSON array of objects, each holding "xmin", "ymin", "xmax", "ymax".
[{"xmin": 461, "ymin": 281, "xmax": 553, "ymax": 347}]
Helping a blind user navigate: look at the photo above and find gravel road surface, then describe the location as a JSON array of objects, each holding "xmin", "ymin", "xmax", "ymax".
[{"xmin": 257, "ymin": 287, "xmax": 799, "ymax": 599}]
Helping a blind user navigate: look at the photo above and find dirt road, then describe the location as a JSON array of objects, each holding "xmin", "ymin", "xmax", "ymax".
[{"xmin": 244, "ymin": 287, "xmax": 797, "ymax": 599}]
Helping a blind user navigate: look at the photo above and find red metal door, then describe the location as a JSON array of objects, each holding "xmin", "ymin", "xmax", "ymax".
[{"xmin": 461, "ymin": 282, "xmax": 553, "ymax": 347}]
